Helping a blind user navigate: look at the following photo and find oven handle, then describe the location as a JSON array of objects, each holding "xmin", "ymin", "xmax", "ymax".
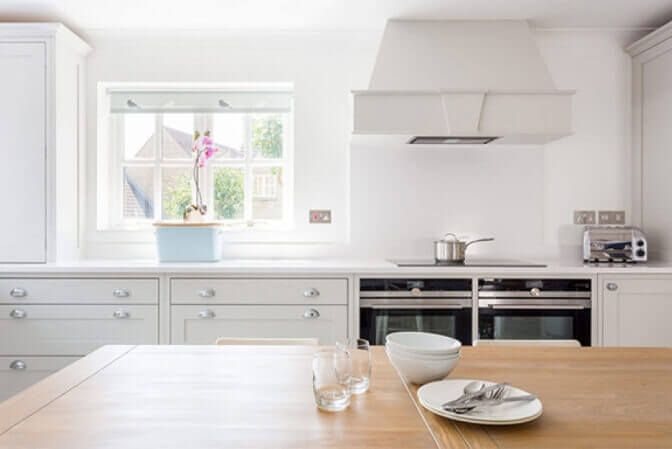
[
  {"xmin": 479, "ymin": 298, "xmax": 590, "ymax": 309},
  {"xmin": 360, "ymin": 298, "xmax": 471, "ymax": 309},
  {"xmin": 363, "ymin": 304, "xmax": 468, "ymax": 310},
  {"xmin": 487, "ymin": 304, "xmax": 587, "ymax": 310}
]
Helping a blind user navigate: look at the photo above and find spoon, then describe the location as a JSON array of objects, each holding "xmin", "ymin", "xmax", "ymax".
[
  {"xmin": 463, "ymin": 380, "xmax": 484, "ymax": 395},
  {"xmin": 442, "ymin": 382, "xmax": 509, "ymax": 407}
]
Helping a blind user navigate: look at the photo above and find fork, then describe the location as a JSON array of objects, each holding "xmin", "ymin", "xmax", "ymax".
[{"xmin": 443, "ymin": 394, "xmax": 538, "ymax": 414}]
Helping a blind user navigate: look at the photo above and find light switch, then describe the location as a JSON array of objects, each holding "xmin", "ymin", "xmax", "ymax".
[{"xmin": 309, "ymin": 210, "xmax": 332, "ymax": 224}]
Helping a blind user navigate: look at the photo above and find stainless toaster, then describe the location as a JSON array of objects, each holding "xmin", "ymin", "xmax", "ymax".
[{"xmin": 583, "ymin": 226, "xmax": 647, "ymax": 263}]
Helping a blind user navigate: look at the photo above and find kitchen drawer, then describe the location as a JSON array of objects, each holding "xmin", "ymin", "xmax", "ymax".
[
  {"xmin": 0, "ymin": 278, "xmax": 159, "ymax": 304},
  {"xmin": 0, "ymin": 305, "xmax": 158, "ymax": 355},
  {"xmin": 170, "ymin": 278, "xmax": 347, "ymax": 305},
  {"xmin": 171, "ymin": 305, "xmax": 347, "ymax": 345},
  {"xmin": 0, "ymin": 356, "xmax": 79, "ymax": 403}
]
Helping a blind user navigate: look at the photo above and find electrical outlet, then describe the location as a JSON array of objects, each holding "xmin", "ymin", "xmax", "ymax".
[
  {"xmin": 574, "ymin": 210, "xmax": 596, "ymax": 225},
  {"xmin": 598, "ymin": 210, "xmax": 626, "ymax": 225},
  {"xmin": 309, "ymin": 210, "xmax": 332, "ymax": 224}
]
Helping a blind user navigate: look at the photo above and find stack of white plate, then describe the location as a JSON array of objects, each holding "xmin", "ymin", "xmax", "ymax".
[
  {"xmin": 417, "ymin": 379, "xmax": 543, "ymax": 425},
  {"xmin": 385, "ymin": 332, "xmax": 462, "ymax": 385}
]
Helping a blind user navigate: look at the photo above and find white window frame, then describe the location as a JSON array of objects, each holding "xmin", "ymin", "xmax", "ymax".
[{"xmin": 99, "ymin": 84, "xmax": 294, "ymax": 232}]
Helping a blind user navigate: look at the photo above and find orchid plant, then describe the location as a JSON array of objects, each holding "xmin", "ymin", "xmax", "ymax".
[{"xmin": 183, "ymin": 130, "xmax": 218, "ymax": 221}]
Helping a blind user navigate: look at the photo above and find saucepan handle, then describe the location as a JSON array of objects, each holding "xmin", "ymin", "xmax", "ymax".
[{"xmin": 464, "ymin": 237, "xmax": 495, "ymax": 248}]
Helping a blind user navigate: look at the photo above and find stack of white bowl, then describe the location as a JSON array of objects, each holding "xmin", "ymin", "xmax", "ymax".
[{"xmin": 385, "ymin": 332, "xmax": 462, "ymax": 385}]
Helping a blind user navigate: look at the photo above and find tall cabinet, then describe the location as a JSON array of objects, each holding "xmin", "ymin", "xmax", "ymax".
[
  {"xmin": 629, "ymin": 21, "xmax": 672, "ymax": 262},
  {"xmin": 0, "ymin": 24, "xmax": 90, "ymax": 263}
]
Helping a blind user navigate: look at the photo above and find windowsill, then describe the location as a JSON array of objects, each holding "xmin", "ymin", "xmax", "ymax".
[{"xmin": 86, "ymin": 224, "xmax": 340, "ymax": 245}]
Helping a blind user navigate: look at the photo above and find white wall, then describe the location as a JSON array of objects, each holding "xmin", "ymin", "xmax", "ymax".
[{"xmin": 82, "ymin": 28, "xmax": 643, "ymax": 261}]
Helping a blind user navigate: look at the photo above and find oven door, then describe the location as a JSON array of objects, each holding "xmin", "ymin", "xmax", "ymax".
[
  {"xmin": 360, "ymin": 300, "xmax": 472, "ymax": 346},
  {"xmin": 478, "ymin": 299, "xmax": 591, "ymax": 346}
]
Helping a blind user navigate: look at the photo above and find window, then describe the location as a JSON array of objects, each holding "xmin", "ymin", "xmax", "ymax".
[{"xmin": 101, "ymin": 86, "xmax": 293, "ymax": 230}]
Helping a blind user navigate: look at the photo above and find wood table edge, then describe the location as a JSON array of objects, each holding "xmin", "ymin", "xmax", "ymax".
[{"xmin": 0, "ymin": 345, "xmax": 136, "ymax": 435}]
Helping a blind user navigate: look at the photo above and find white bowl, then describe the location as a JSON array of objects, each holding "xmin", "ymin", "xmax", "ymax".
[
  {"xmin": 386, "ymin": 332, "xmax": 462, "ymax": 355},
  {"xmin": 386, "ymin": 347, "xmax": 461, "ymax": 385},
  {"xmin": 385, "ymin": 343, "xmax": 462, "ymax": 361}
]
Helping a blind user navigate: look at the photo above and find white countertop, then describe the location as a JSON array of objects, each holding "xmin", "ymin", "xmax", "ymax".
[{"xmin": 2, "ymin": 258, "xmax": 672, "ymax": 275}]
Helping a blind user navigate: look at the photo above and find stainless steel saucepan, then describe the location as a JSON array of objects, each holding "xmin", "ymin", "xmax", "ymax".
[{"xmin": 434, "ymin": 233, "xmax": 494, "ymax": 264}]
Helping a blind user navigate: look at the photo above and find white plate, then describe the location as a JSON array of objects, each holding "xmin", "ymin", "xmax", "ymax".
[{"xmin": 417, "ymin": 379, "xmax": 543, "ymax": 425}]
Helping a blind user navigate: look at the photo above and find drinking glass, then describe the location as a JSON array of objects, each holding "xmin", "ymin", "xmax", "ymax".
[
  {"xmin": 336, "ymin": 338, "xmax": 371, "ymax": 394},
  {"xmin": 312, "ymin": 349, "xmax": 352, "ymax": 411}
]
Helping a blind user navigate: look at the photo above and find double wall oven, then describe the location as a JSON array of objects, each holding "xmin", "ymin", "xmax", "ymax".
[{"xmin": 359, "ymin": 277, "xmax": 592, "ymax": 347}]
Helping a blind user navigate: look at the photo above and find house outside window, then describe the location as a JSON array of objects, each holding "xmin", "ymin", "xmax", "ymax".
[{"xmin": 99, "ymin": 85, "xmax": 293, "ymax": 230}]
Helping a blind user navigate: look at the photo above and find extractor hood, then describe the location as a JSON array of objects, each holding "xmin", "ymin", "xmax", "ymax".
[{"xmin": 352, "ymin": 20, "xmax": 575, "ymax": 146}]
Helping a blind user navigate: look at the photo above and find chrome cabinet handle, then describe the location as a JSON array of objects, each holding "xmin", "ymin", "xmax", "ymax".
[
  {"xmin": 303, "ymin": 308, "xmax": 320, "ymax": 320},
  {"xmin": 10, "ymin": 288, "xmax": 26, "ymax": 298},
  {"xmin": 303, "ymin": 288, "xmax": 320, "ymax": 298},
  {"xmin": 9, "ymin": 360, "xmax": 26, "ymax": 371},
  {"xmin": 529, "ymin": 288, "xmax": 541, "ymax": 297},
  {"xmin": 113, "ymin": 288, "xmax": 130, "ymax": 298},
  {"xmin": 606, "ymin": 282, "xmax": 618, "ymax": 291},
  {"xmin": 113, "ymin": 309, "xmax": 130, "ymax": 319},
  {"xmin": 198, "ymin": 288, "xmax": 216, "ymax": 298},
  {"xmin": 9, "ymin": 309, "xmax": 26, "ymax": 319},
  {"xmin": 198, "ymin": 309, "xmax": 215, "ymax": 319}
]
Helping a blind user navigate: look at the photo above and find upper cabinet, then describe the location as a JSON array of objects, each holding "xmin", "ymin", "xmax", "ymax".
[
  {"xmin": 0, "ymin": 24, "xmax": 90, "ymax": 263},
  {"xmin": 629, "ymin": 22, "xmax": 672, "ymax": 262}
]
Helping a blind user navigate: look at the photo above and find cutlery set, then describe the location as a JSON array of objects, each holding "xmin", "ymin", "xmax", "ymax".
[{"xmin": 442, "ymin": 381, "xmax": 538, "ymax": 414}]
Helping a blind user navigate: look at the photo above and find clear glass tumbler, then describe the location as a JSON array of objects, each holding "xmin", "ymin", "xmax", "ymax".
[
  {"xmin": 336, "ymin": 338, "xmax": 371, "ymax": 394},
  {"xmin": 312, "ymin": 349, "xmax": 352, "ymax": 411}
]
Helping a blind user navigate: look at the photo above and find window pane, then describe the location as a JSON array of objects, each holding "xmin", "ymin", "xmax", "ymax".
[
  {"xmin": 212, "ymin": 114, "xmax": 245, "ymax": 160},
  {"xmin": 124, "ymin": 114, "xmax": 156, "ymax": 159},
  {"xmin": 162, "ymin": 167, "xmax": 192, "ymax": 220},
  {"xmin": 162, "ymin": 114, "xmax": 194, "ymax": 160},
  {"xmin": 251, "ymin": 114, "xmax": 284, "ymax": 160},
  {"xmin": 252, "ymin": 167, "xmax": 283, "ymax": 220},
  {"xmin": 213, "ymin": 167, "xmax": 244, "ymax": 220},
  {"xmin": 123, "ymin": 167, "xmax": 155, "ymax": 219}
]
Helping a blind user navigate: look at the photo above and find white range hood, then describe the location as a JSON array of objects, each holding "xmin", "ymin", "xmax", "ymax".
[{"xmin": 352, "ymin": 20, "xmax": 574, "ymax": 146}]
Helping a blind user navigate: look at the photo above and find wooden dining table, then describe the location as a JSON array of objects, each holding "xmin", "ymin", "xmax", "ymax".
[{"xmin": 0, "ymin": 345, "xmax": 670, "ymax": 449}]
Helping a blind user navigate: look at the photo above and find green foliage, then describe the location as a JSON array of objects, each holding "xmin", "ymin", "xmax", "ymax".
[
  {"xmin": 214, "ymin": 168, "xmax": 244, "ymax": 219},
  {"xmin": 252, "ymin": 115, "xmax": 283, "ymax": 158},
  {"xmin": 162, "ymin": 173, "xmax": 192, "ymax": 219}
]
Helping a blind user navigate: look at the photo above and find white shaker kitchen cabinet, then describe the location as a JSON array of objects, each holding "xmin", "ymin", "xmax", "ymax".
[
  {"xmin": 0, "ymin": 42, "xmax": 46, "ymax": 262},
  {"xmin": 629, "ymin": 22, "xmax": 672, "ymax": 261},
  {"xmin": 0, "ymin": 24, "xmax": 90, "ymax": 263},
  {"xmin": 600, "ymin": 276, "xmax": 672, "ymax": 347},
  {"xmin": 0, "ymin": 305, "xmax": 158, "ymax": 355},
  {"xmin": 171, "ymin": 305, "xmax": 347, "ymax": 345},
  {"xmin": 0, "ymin": 356, "xmax": 79, "ymax": 402}
]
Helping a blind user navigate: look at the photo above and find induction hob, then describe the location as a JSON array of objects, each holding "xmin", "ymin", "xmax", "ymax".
[{"xmin": 389, "ymin": 259, "xmax": 547, "ymax": 268}]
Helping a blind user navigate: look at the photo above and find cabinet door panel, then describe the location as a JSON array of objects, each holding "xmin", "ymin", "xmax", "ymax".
[
  {"xmin": 0, "ymin": 356, "xmax": 79, "ymax": 403},
  {"xmin": 171, "ymin": 305, "xmax": 347, "ymax": 345},
  {"xmin": 0, "ymin": 42, "xmax": 46, "ymax": 262},
  {"xmin": 603, "ymin": 278, "xmax": 672, "ymax": 347},
  {"xmin": 0, "ymin": 305, "xmax": 158, "ymax": 355}
]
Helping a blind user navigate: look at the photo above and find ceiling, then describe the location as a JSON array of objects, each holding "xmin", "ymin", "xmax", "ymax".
[{"xmin": 1, "ymin": 0, "xmax": 672, "ymax": 33}]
